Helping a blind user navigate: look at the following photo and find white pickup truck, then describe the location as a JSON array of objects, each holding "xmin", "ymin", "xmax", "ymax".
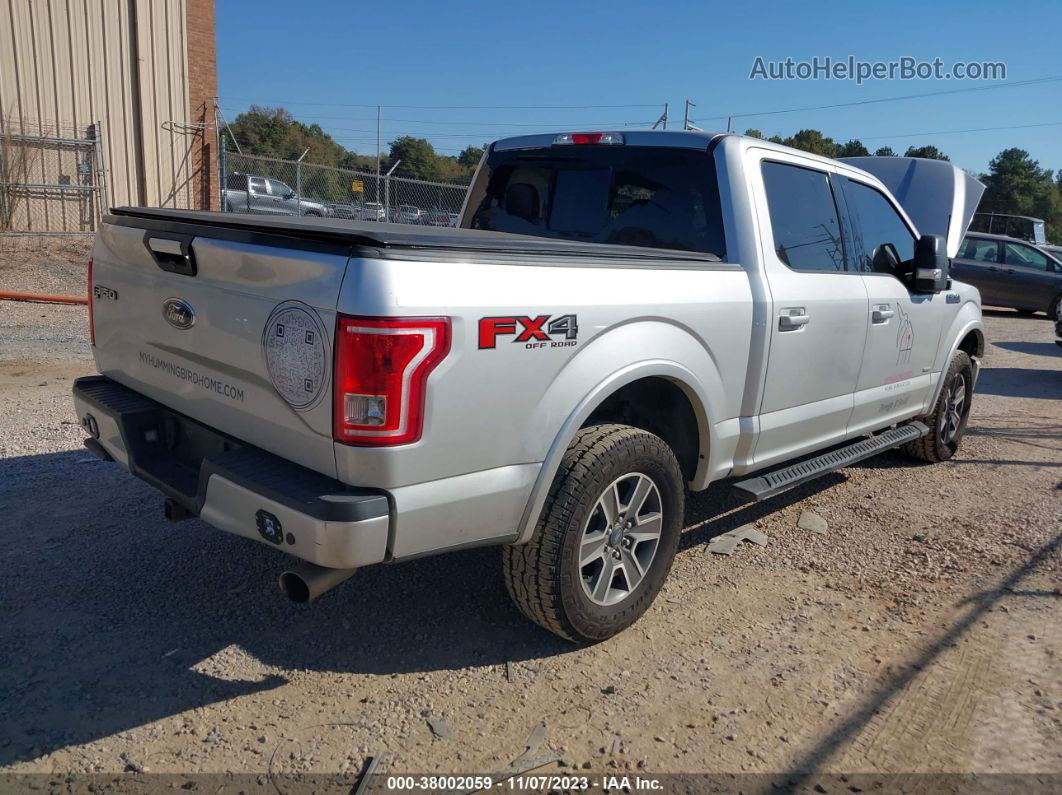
[{"xmin": 73, "ymin": 131, "xmax": 985, "ymax": 642}]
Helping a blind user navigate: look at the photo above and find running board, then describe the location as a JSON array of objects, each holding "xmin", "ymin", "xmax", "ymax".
[{"xmin": 732, "ymin": 422, "xmax": 930, "ymax": 502}]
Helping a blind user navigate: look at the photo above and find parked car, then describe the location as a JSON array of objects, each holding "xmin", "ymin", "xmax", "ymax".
[
  {"xmin": 953, "ymin": 232, "xmax": 1062, "ymax": 316},
  {"xmin": 393, "ymin": 204, "xmax": 422, "ymax": 224},
  {"xmin": 331, "ymin": 201, "xmax": 386, "ymax": 222},
  {"xmin": 358, "ymin": 202, "xmax": 386, "ymax": 222},
  {"xmin": 1042, "ymin": 243, "xmax": 1062, "ymax": 261},
  {"xmin": 424, "ymin": 210, "xmax": 452, "ymax": 227},
  {"xmin": 75, "ymin": 134, "xmax": 984, "ymax": 643},
  {"xmin": 223, "ymin": 173, "xmax": 331, "ymax": 217}
]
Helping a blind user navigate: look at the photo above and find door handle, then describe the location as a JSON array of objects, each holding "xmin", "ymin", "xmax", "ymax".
[
  {"xmin": 872, "ymin": 305, "xmax": 894, "ymax": 324},
  {"xmin": 778, "ymin": 309, "xmax": 810, "ymax": 331},
  {"xmin": 989, "ymin": 266, "xmax": 1001, "ymax": 272}
]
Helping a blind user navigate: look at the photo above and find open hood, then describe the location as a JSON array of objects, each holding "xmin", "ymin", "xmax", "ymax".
[{"xmin": 839, "ymin": 157, "xmax": 986, "ymax": 259}]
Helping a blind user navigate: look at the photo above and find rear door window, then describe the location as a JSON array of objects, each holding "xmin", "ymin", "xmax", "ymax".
[
  {"xmin": 465, "ymin": 146, "xmax": 726, "ymax": 258},
  {"xmin": 760, "ymin": 162, "xmax": 845, "ymax": 272},
  {"xmin": 1004, "ymin": 242, "xmax": 1050, "ymax": 270}
]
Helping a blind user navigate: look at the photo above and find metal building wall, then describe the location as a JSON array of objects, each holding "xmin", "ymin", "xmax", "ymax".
[{"xmin": 0, "ymin": 0, "xmax": 196, "ymax": 221}]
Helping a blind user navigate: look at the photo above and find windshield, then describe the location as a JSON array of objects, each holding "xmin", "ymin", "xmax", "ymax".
[{"xmin": 463, "ymin": 145, "xmax": 726, "ymax": 258}]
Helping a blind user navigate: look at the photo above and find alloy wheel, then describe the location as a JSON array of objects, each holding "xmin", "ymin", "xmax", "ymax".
[{"xmin": 578, "ymin": 472, "xmax": 664, "ymax": 606}]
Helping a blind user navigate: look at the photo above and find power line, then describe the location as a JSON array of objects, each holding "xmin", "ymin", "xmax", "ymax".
[
  {"xmin": 694, "ymin": 74, "xmax": 1062, "ymax": 122},
  {"xmin": 220, "ymin": 97, "xmax": 663, "ymax": 110},
  {"xmin": 216, "ymin": 106, "xmax": 653, "ymax": 128},
  {"xmin": 844, "ymin": 120, "xmax": 1062, "ymax": 142}
]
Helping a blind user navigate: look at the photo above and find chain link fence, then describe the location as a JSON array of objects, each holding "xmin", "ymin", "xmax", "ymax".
[
  {"xmin": 220, "ymin": 149, "xmax": 470, "ymax": 226},
  {"xmin": 0, "ymin": 117, "xmax": 108, "ymax": 236}
]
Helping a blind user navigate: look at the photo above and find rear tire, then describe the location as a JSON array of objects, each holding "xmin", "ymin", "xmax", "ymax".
[
  {"xmin": 901, "ymin": 351, "xmax": 974, "ymax": 463},
  {"xmin": 503, "ymin": 424, "xmax": 684, "ymax": 643},
  {"xmin": 1049, "ymin": 293, "xmax": 1062, "ymax": 322}
]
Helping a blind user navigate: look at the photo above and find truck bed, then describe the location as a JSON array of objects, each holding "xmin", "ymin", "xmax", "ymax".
[{"xmin": 107, "ymin": 207, "xmax": 723, "ymax": 264}]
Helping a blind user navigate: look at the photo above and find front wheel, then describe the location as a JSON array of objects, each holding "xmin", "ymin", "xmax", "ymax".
[
  {"xmin": 901, "ymin": 350, "xmax": 974, "ymax": 463},
  {"xmin": 503, "ymin": 424, "xmax": 684, "ymax": 643}
]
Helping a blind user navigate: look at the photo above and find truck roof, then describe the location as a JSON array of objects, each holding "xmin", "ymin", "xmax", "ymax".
[{"xmin": 491, "ymin": 129, "xmax": 881, "ymax": 182}]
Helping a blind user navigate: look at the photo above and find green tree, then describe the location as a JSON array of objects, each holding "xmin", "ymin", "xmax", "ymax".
[
  {"xmin": 837, "ymin": 139, "xmax": 869, "ymax": 157},
  {"xmin": 904, "ymin": 145, "xmax": 950, "ymax": 161},
  {"xmin": 457, "ymin": 145, "xmax": 485, "ymax": 168},
  {"xmin": 980, "ymin": 148, "xmax": 1062, "ymax": 241},
  {"xmin": 873, "ymin": 146, "xmax": 897, "ymax": 157},
  {"xmin": 743, "ymin": 128, "xmax": 764, "ymax": 139},
  {"xmin": 388, "ymin": 136, "xmax": 441, "ymax": 181},
  {"xmin": 784, "ymin": 129, "xmax": 838, "ymax": 158}
]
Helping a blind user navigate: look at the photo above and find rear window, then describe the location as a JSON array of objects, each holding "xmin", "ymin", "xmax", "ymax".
[{"xmin": 464, "ymin": 146, "xmax": 726, "ymax": 258}]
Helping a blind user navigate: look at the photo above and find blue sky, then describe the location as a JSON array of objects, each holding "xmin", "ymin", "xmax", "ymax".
[{"xmin": 216, "ymin": 0, "xmax": 1062, "ymax": 175}]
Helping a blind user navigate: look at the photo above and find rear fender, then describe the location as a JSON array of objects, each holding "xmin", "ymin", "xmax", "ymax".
[{"xmin": 514, "ymin": 320, "xmax": 722, "ymax": 544}]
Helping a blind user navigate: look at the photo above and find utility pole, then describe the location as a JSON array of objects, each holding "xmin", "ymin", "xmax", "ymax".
[
  {"xmin": 651, "ymin": 103, "xmax": 669, "ymax": 130},
  {"xmin": 376, "ymin": 105, "xmax": 382, "ymax": 205},
  {"xmin": 683, "ymin": 99, "xmax": 704, "ymax": 131}
]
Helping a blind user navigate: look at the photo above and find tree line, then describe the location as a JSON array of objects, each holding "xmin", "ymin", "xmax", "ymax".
[
  {"xmin": 222, "ymin": 108, "xmax": 1061, "ymax": 242},
  {"xmin": 222, "ymin": 106, "xmax": 483, "ymax": 184}
]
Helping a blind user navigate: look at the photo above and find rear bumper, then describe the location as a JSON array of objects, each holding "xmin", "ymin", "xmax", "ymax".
[{"xmin": 72, "ymin": 376, "xmax": 390, "ymax": 569}]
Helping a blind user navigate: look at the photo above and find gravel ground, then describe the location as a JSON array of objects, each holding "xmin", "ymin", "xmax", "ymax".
[{"xmin": 0, "ymin": 249, "xmax": 1059, "ymax": 784}]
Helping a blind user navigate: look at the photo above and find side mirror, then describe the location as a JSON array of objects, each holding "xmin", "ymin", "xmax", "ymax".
[{"xmin": 912, "ymin": 234, "xmax": 950, "ymax": 293}]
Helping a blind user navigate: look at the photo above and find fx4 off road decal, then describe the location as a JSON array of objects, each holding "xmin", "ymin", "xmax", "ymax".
[{"xmin": 479, "ymin": 314, "xmax": 579, "ymax": 350}]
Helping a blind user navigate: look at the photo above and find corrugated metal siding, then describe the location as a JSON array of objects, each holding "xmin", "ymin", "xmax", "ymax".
[{"xmin": 0, "ymin": 0, "xmax": 195, "ymax": 226}]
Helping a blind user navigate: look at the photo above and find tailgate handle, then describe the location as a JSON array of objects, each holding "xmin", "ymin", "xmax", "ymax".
[{"xmin": 144, "ymin": 233, "xmax": 197, "ymax": 277}]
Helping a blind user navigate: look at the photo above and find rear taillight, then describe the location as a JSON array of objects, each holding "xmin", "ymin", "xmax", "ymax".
[
  {"xmin": 333, "ymin": 315, "xmax": 450, "ymax": 446},
  {"xmin": 87, "ymin": 257, "xmax": 95, "ymax": 345}
]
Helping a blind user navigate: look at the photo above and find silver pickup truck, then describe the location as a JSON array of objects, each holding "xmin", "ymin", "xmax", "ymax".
[
  {"xmin": 73, "ymin": 131, "xmax": 986, "ymax": 642},
  {"xmin": 223, "ymin": 173, "xmax": 332, "ymax": 217}
]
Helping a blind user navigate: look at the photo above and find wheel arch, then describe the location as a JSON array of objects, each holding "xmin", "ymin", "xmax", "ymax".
[
  {"xmin": 929, "ymin": 301, "xmax": 984, "ymax": 409},
  {"xmin": 514, "ymin": 320, "xmax": 724, "ymax": 545}
]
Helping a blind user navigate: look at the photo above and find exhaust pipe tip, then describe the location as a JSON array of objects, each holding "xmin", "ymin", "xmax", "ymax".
[
  {"xmin": 278, "ymin": 570, "xmax": 312, "ymax": 603},
  {"xmin": 278, "ymin": 562, "xmax": 357, "ymax": 603}
]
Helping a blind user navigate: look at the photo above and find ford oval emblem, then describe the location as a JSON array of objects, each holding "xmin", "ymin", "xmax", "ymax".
[{"xmin": 162, "ymin": 298, "xmax": 195, "ymax": 330}]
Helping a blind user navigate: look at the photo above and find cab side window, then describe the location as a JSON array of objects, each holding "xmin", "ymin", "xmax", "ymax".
[
  {"xmin": 248, "ymin": 177, "xmax": 267, "ymax": 194},
  {"xmin": 1004, "ymin": 242, "xmax": 1050, "ymax": 270},
  {"xmin": 269, "ymin": 180, "xmax": 293, "ymax": 198},
  {"xmin": 842, "ymin": 178, "xmax": 916, "ymax": 273},
  {"xmin": 761, "ymin": 162, "xmax": 845, "ymax": 272}
]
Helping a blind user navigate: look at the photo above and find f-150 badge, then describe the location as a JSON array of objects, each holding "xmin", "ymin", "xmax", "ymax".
[{"xmin": 479, "ymin": 314, "xmax": 579, "ymax": 350}]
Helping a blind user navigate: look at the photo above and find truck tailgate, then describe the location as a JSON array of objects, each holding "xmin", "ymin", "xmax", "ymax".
[{"xmin": 90, "ymin": 216, "xmax": 352, "ymax": 478}]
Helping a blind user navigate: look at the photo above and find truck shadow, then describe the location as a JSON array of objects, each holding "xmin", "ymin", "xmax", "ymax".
[
  {"xmin": 1, "ymin": 444, "xmax": 849, "ymax": 766},
  {"xmin": 0, "ymin": 449, "xmax": 574, "ymax": 766}
]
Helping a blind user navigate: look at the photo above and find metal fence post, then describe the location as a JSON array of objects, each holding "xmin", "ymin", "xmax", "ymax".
[
  {"xmin": 296, "ymin": 160, "xmax": 302, "ymax": 217},
  {"xmin": 218, "ymin": 137, "xmax": 227, "ymax": 212}
]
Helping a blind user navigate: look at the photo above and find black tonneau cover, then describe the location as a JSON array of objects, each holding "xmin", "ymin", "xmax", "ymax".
[{"xmin": 106, "ymin": 207, "xmax": 722, "ymax": 263}]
